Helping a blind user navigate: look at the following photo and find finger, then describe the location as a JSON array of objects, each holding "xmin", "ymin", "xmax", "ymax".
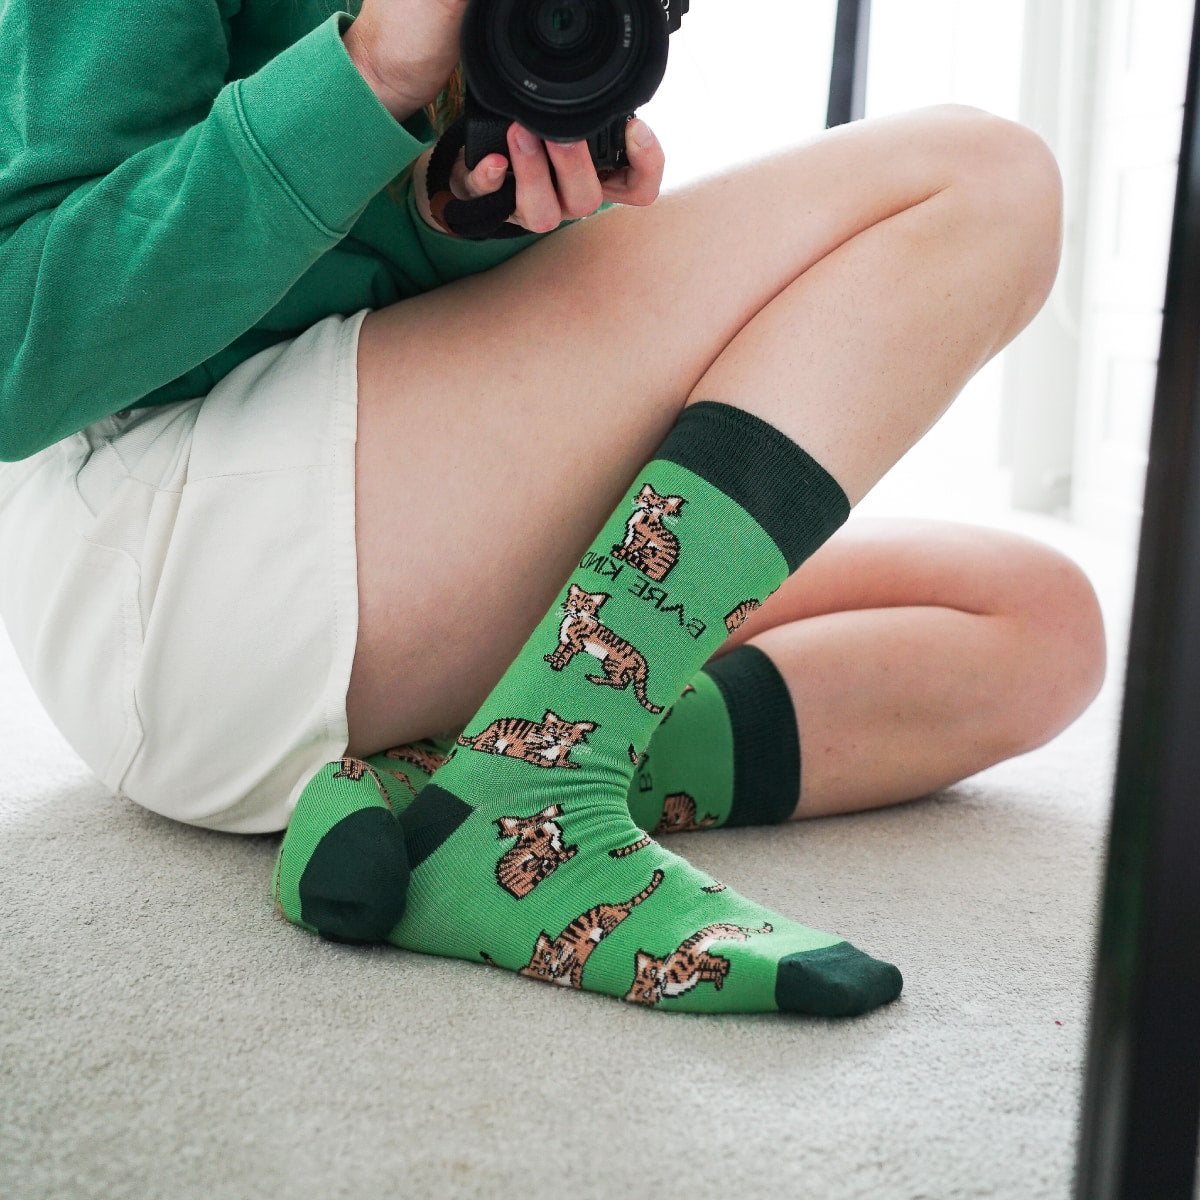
[
  {"xmin": 506, "ymin": 123, "xmax": 563, "ymax": 234},
  {"xmin": 543, "ymin": 138, "xmax": 605, "ymax": 219},
  {"xmin": 464, "ymin": 155, "xmax": 510, "ymax": 198},
  {"xmin": 600, "ymin": 119, "xmax": 664, "ymax": 207},
  {"xmin": 453, "ymin": 150, "xmax": 510, "ymax": 199}
]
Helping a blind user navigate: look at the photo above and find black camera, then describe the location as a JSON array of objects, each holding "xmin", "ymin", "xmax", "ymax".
[
  {"xmin": 424, "ymin": 0, "xmax": 688, "ymax": 238},
  {"xmin": 463, "ymin": 0, "xmax": 688, "ymax": 171}
]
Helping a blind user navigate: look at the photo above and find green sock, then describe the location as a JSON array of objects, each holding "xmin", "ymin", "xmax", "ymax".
[
  {"xmin": 271, "ymin": 755, "xmax": 411, "ymax": 943},
  {"xmin": 377, "ymin": 402, "xmax": 900, "ymax": 1015},
  {"xmin": 273, "ymin": 643, "xmax": 799, "ymax": 944},
  {"xmin": 628, "ymin": 643, "xmax": 801, "ymax": 833}
]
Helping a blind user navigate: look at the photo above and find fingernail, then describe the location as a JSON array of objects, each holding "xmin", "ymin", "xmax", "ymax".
[
  {"xmin": 486, "ymin": 159, "xmax": 506, "ymax": 177},
  {"xmin": 515, "ymin": 127, "xmax": 538, "ymax": 155},
  {"xmin": 629, "ymin": 119, "xmax": 653, "ymax": 149}
]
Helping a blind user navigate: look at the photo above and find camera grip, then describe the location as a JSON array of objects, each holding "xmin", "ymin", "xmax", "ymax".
[{"xmin": 424, "ymin": 114, "xmax": 528, "ymax": 241}]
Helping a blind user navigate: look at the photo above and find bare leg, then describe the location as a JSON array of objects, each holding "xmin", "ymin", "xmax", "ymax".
[
  {"xmin": 713, "ymin": 517, "xmax": 1107, "ymax": 817},
  {"xmin": 346, "ymin": 105, "xmax": 1064, "ymax": 766}
]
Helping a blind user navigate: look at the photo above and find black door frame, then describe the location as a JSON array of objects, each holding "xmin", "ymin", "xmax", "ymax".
[
  {"xmin": 827, "ymin": 0, "xmax": 871, "ymax": 128},
  {"xmin": 1075, "ymin": 3, "xmax": 1200, "ymax": 1197}
]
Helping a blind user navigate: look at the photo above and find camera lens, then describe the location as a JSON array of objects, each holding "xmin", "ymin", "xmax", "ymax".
[
  {"xmin": 518, "ymin": 0, "xmax": 615, "ymax": 83},
  {"xmin": 489, "ymin": 0, "xmax": 639, "ymax": 107},
  {"xmin": 461, "ymin": 0, "xmax": 671, "ymax": 144},
  {"xmin": 533, "ymin": 2, "xmax": 591, "ymax": 52}
]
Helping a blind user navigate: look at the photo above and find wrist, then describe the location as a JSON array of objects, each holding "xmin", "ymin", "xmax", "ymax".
[{"xmin": 341, "ymin": 22, "xmax": 420, "ymax": 122}]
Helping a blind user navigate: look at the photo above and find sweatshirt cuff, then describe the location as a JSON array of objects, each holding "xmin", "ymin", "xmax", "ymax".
[{"xmin": 234, "ymin": 12, "xmax": 428, "ymax": 236}]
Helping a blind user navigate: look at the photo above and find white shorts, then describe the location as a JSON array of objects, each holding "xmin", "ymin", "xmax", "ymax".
[{"xmin": 0, "ymin": 310, "xmax": 366, "ymax": 834}]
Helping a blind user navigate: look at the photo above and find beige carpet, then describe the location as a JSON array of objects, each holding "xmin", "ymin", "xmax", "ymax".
[{"xmin": 0, "ymin": 507, "xmax": 1133, "ymax": 1200}]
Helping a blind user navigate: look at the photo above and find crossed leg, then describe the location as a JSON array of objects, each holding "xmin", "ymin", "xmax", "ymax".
[
  {"xmin": 718, "ymin": 516, "xmax": 1105, "ymax": 817},
  {"xmin": 345, "ymin": 104, "xmax": 1099, "ymax": 810}
]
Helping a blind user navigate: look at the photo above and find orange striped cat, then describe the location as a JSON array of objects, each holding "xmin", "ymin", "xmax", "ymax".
[
  {"xmin": 494, "ymin": 805, "xmax": 578, "ymax": 898},
  {"xmin": 517, "ymin": 871, "xmax": 665, "ymax": 989},
  {"xmin": 625, "ymin": 922, "xmax": 774, "ymax": 1005}
]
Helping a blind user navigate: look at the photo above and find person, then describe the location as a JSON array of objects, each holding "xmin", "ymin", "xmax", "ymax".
[{"xmin": 0, "ymin": 0, "xmax": 1105, "ymax": 1017}]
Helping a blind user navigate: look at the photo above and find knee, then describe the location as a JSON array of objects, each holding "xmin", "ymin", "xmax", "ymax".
[
  {"xmin": 992, "ymin": 543, "xmax": 1107, "ymax": 758},
  {"xmin": 924, "ymin": 104, "xmax": 1065, "ymax": 332}
]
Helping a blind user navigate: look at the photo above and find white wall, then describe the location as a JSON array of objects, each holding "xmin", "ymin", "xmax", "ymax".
[
  {"xmin": 1069, "ymin": 0, "xmax": 1192, "ymax": 544},
  {"xmin": 637, "ymin": 1, "xmax": 836, "ymax": 191},
  {"xmin": 866, "ymin": 0, "xmax": 1023, "ymax": 119},
  {"xmin": 640, "ymin": 0, "xmax": 1025, "ymax": 184}
]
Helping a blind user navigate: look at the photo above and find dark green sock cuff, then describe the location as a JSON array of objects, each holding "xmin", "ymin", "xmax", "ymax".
[
  {"xmin": 655, "ymin": 401, "xmax": 851, "ymax": 572},
  {"xmin": 701, "ymin": 644, "xmax": 800, "ymax": 826}
]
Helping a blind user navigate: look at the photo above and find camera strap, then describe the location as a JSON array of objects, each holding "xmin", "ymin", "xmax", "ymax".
[{"xmin": 423, "ymin": 93, "xmax": 528, "ymax": 241}]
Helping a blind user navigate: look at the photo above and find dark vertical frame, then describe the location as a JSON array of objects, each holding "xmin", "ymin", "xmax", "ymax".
[
  {"xmin": 826, "ymin": 0, "xmax": 871, "ymax": 128},
  {"xmin": 1074, "ymin": 3, "xmax": 1200, "ymax": 1198}
]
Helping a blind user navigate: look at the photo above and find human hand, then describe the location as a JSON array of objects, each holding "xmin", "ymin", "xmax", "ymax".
[
  {"xmin": 343, "ymin": 0, "xmax": 470, "ymax": 121},
  {"xmin": 415, "ymin": 118, "xmax": 665, "ymax": 236}
]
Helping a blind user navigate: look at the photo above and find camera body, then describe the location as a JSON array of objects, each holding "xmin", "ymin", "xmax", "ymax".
[{"xmin": 460, "ymin": 0, "xmax": 689, "ymax": 174}]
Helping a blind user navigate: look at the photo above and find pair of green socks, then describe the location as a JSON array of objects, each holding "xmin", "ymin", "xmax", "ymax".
[
  {"xmin": 275, "ymin": 402, "xmax": 902, "ymax": 1016},
  {"xmin": 275, "ymin": 641, "xmax": 798, "ymax": 934}
]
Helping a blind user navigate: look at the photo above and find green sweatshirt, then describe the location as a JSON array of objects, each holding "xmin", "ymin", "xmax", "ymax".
[{"xmin": 0, "ymin": 2, "xmax": 572, "ymax": 462}]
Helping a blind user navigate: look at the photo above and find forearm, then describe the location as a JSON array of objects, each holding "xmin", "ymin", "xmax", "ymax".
[{"xmin": 0, "ymin": 11, "xmax": 426, "ymax": 460}]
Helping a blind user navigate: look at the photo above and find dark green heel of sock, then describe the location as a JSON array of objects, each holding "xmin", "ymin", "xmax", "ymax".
[
  {"xmin": 273, "ymin": 759, "xmax": 410, "ymax": 944},
  {"xmin": 274, "ymin": 738, "xmax": 459, "ymax": 943}
]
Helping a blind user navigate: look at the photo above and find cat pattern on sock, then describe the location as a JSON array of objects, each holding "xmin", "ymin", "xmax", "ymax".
[
  {"xmin": 610, "ymin": 483, "xmax": 685, "ymax": 582},
  {"xmin": 386, "ymin": 742, "xmax": 447, "ymax": 776},
  {"xmin": 494, "ymin": 805, "xmax": 578, "ymax": 898},
  {"xmin": 609, "ymin": 834, "xmax": 652, "ymax": 858},
  {"xmin": 376, "ymin": 742, "xmax": 449, "ymax": 796},
  {"xmin": 333, "ymin": 757, "xmax": 391, "ymax": 807},
  {"xmin": 724, "ymin": 599, "xmax": 762, "ymax": 633},
  {"xmin": 625, "ymin": 922, "xmax": 774, "ymax": 1006},
  {"xmin": 515, "ymin": 870, "xmax": 665, "ymax": 989},
  {"xmin": 544, "ymin": 585, "xmax": 664, "ymax": 714},
  {"xmin": 456, "ymin": 711, "xmax": 596, "ymax": 769},
  {"xmin": 654, "ymin": 792, "xmax": 719, "ymax": 834}
]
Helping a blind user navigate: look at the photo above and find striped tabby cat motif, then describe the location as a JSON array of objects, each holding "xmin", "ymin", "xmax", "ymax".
[
  {"xmin": 654, "ymin": 792, "xmax": 719, "ymax": 834},
  {"xmin": 519, "ymin": 870, "xmax": 665, "ymax": 988},
  {"xmin": 544, "ymin": 584, "xmax": 664, "ymax": 714},
  {"xmin": 385, "ymin": 741, "xmax": 447, "ymax": 776},
  {"xmin": 609, "ymin": 834, "xmax": 652, "ymax": 858},
  {"xmin": 333, "ymin": 757, "xmax": 391, "ymax": 806},
  {"xmin": 382, "ymin": 741, "xmax": 449, "ymax": 794},
  {"xmin": 456, "ymin": 711, "xmax": 596, "ymax": 769},
  {"xmin": 724, "ymin": 599, "xmax": 761, "ymax": 633},
  {"xmin": 611, "ymin": 483, "xmax": 685, "ymax": 582},
  {"xmin": 495, "ymin": 805, "xmax": 578, "ymax": 898},
  {"xmin": 625, "ymin": 922, "xmax": 774, "ymax": 1006}
]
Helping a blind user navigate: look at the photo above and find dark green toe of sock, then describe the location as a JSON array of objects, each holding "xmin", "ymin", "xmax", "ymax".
[
  {"xmin": 299, "ymin": 807, "xmax": 410, "ymax": 944},
  {"xmin": 775, "ymin": 942, "xmax": 903, "ymax": 1017}
]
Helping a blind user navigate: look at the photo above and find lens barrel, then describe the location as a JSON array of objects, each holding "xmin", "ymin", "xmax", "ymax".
[{"xmin": 461, "ymin": 0, "xmax": 670, "ymax": 143}]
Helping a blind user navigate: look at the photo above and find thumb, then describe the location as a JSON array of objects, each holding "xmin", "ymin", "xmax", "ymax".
[{"xmin": 625, "ymin": 119, "xmax": 657, "ymax": 157}]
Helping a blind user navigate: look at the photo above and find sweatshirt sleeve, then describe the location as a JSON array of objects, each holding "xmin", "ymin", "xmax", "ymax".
[{"xmin": 0, "ymin": 6, "xmax": 428, "ymax": 461}]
